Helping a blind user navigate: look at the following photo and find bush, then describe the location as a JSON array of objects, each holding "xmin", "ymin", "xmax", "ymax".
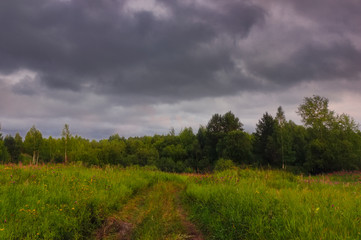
[{"xmin": 214, "ymin": 158, "xmax": 235, "ymax": 172}]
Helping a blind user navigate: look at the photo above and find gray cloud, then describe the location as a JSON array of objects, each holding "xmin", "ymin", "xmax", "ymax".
[
  {"xmin": 1, "ymin": 0, "xmax": 361, "ymax": 139},
  {"xmin": 284, "ymin": 0, "xmax": 361, "ymax": 33},
  {"xmin": 0, "ymin": 0, "xmax": 265, "ymax": 103},
  {"xmin": 247, "ymin": 41, "xmax": 361, "ymax": 85}
]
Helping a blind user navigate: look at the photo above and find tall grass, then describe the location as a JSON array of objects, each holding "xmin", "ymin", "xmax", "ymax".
[
  {"xmin": 3, "ymin": 164, "xmax": 360, "ymax": 239},
  {"xmin": 185, "ymin": 168, "xmax": 361, "ymax": 239},
  {"xmin": 0, "ymin": 164, "xmax": 179, "ymax": 240}
]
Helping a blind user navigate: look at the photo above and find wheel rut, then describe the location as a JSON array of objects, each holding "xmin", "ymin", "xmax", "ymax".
[{"xmin": 96, "ymin": 181, "xmax": 204, "ymax": 240}]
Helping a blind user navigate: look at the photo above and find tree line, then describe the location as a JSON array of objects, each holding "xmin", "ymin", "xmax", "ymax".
[{"xmin": 1, "ymin": 95, "xmax": 361, "ymax": 174}]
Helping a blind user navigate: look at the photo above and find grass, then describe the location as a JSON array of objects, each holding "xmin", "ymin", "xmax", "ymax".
[
  {"xmin": 125, "ymin": 182, "xmax": 187, "ymax": 240},
  {"xmin": 0, "ymin": 164, "xmax": 183, "ymax": 240},
  {"xmin": 184, "ymin": 168, "xmax": 361, "ymax": 239},
  {"xmin": 2, "ymin": 164, "xmax": 361, "ymax": 239},
  {"xmin": 98, "ymin": 180, "xmax": 191, "ymax": 240}
]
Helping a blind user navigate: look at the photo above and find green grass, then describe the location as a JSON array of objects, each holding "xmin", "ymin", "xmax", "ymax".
[
  {"xmin": 97, "ymin": 178, "xmax": 191, "ymax": 240},
  {"xmin": 185, "ymin": 169, "xmax": 361, "ymax": 239},
  {"xmin": 2, "ymin": 164, "xmax": 361, "ymax": 239},
  {"xmin": 0, "ymin": 164, "xmax": 183, "ymax": 240},
  {"xmin": 130, "ymin": 182, "xmax": 187, "ymax": 240}
]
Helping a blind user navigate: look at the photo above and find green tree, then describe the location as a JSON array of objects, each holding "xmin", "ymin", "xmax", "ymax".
[
  {"xmin": 195, "ymin": 126, "xmax": 208, "ymax": 171},
  {"xmin": 162, "ymin": 144, "xmax": 187, "ymax": 163},
  {"xmin": 15, "ymin": 132, "xmax": 23, "ymax": 154},
  {"xmin": 253, "ymin": 112, "xmax": 277, "ymax": 166},
  {"xmin": 207, "ymin": 111, "xmax": 243, "ymax": 134},
  {"xmin": 62, "ymin": 124, "xmax": 72, "ymax": 164},
  {"xmin": 217, "ymin": 130, "xmax": 252, "ymax": 164},
  {"xmin": 283, "ymin": 121, "xmax": 306, "ymax": 170},
  {"xmin": 297, "ymin": 95, "xmax": 334, "ymax": 134},
  {"xmin": 327, "ymin": 114, "xmax": 361, "ymax": 171},
  {"xmin": 298, "ymin": 96, "xmax": 361, "ymax": 173},
  {"xmin": 0, "ymin": 125, "xmax": 10, "ymax": 163},
  {"xmin": 4, "ymin": 135, "xmax": 21, "ymax": 163},
  {"xmin": 108, "ymin": 133, "xmax": 124, "ymax": 142},
  {"xmin": 24, "ymin": 125, "xmax": 43, "ymax": 165},
  {"xmin": 41, "ymin": 136, "xmax": 62, "ymax": 163},
  {"xmin": 0, "ymin": 141, "xmax": 10, "ymax": 163},
  {"xmin": 206, "ymin": 111, "xmax": 244, "ymax": 163},
  {"xmin": 275, "ymin": 106, "xmax": 286, "ymax": 169},
  {"xmin": 179, "ymin": 127, "xmax": 200, "ymax": 169}
]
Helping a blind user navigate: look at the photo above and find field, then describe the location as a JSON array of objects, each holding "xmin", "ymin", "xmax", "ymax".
[
  {"xmin": 185, "ymin": 169, "xmax": 361, "ymax": 239},
  {"xmin": 1, "ymin": 165, "xmax": 361, "ymax": 239}
]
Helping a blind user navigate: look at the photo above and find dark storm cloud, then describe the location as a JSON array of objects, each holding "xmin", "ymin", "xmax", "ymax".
[
  {"xmin": 242, "ymin": 0, "xmax": 361, "ymax": 88},
  {"xmin": 248, "ymin": 41, "xmax": 361, "ymax": 85},
  {"xmin": 2, "ymin": 0, "xmax": 361, "ymax": 139},
  {"xmin": 0, "ymin": 0, "xmax": 265, "ymax": 102},
  {"xmin": 283, "ymin": 0, "xmax": 361, "ymax": 33},
  {"xmin": 11, "ymin": 75, "xmax": 40, "ymax": 95}
]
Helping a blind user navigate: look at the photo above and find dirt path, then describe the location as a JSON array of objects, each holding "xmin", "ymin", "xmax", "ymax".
[{"xmin": 96, "ymin": 181, "xmax": 204, "ymax": 240}]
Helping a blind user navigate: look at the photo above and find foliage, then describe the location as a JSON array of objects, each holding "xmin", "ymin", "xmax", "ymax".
[
  {"xmin": 23, "ymin": 126, "xmax": 43, "ymax": 165},
  {"xmin": 214, "ymin": 158, "xmax": 236, "ymax": 172},
  {"xmin": 216, "ymin": 130, "xmax": 252, "ymax": 164},
  {"xmin": 62, "ymin": 124, "xmax": 72, "ymax": 164},
  {"xmin": 297, "ymin": 95, "xmax": 334, "ymax": 129},
  {"xmin": 4, "ymin": 135, "xmax": 21, "ymax": 163},
  {"xmin": 1, "ymin": 95, "xmax": 361, "ymax": 174},
  {"xmin": 205, "ymin": 111, "xmax": 245, "ymax": 163},
  {"xmin": 0, "ymin": 140, "xmax": 10, "ymax": 163},
  {"xmin": 253, "ymin": 112, "xmax": 277, "ymax": 166}
]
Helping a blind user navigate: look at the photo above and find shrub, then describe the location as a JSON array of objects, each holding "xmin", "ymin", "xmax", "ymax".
[{"xmin": 214, "ymin": 158, "xmax": 235, "ymax": 172}]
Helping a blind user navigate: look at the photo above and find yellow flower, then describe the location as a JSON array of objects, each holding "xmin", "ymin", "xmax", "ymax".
[
  {"xmin": 0, "ymin": 228, "xmax": 4, "ymax": 231},
  {"xmin": 59, "ymin": 209, "xmax": 63, "ymax": 211},
  {"xmin": 315, "ymin": 207, "xmax": 320, "ymax": 213}
]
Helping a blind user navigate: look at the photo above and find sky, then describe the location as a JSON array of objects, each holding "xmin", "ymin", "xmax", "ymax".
[{"xmin": 1, "ymin": 0, "xmax": 361, "ymax": 139}]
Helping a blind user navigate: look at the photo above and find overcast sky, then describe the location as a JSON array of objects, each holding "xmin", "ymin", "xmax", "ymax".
[{"xmin": 1, "ymin": 0, "xmax": 361, "ymax": 139}]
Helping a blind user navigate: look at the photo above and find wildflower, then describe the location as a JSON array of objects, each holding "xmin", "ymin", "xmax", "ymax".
[
  {"xmin": 315, "ymin": 207, "xmax": 320, "ymax": 213},
  {"xmin": 59, "ymin": 209, "xmax": 62, "ymax": 211},
  {"xmin": 0, "ymin": 228, "xmax": 4, "ymax": 231}
]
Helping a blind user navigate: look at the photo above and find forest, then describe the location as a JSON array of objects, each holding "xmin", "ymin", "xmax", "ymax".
[{"xmin": 1, "ymin": 95, "xmax": 361, "ymax": 174}]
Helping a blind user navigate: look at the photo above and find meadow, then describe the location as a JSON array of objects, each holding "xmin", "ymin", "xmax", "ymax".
[
  {"xmin": 0, "ymin": 164, "xmax": 185, "ymax": 239},
  {"xmin": 1, "ymin": 164, "xmax": 361, "ymax": 239},
  {"xmin": 185, "ymin": 169, "xmax": 361, "ymax": 239}
]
